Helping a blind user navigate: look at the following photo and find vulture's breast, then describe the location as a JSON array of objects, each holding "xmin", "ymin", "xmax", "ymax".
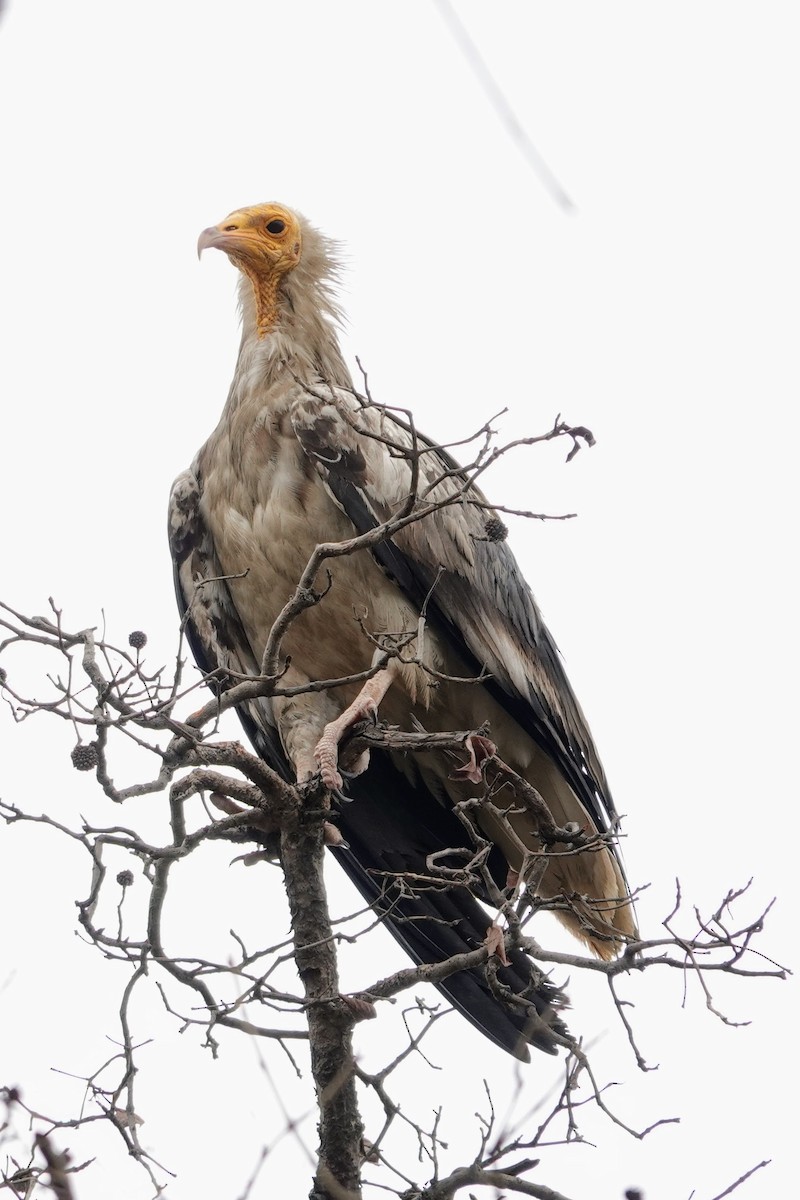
[{"xmin": 197, "ymin": 395, "xmax": 428, "ymax": 689}]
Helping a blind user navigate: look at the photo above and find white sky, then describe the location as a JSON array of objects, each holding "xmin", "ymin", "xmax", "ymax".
[{"xmin": 1, "ymin": 2, "xmax": 798, "ymax": 1198}]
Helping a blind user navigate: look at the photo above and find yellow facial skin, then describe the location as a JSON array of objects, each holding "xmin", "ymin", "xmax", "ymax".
[{"xmin": 198, "ymin": 203, "xmax": 303, "ymax": 337}]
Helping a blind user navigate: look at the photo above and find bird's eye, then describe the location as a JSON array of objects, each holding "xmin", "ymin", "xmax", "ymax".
[
  {"xmin": 266, "ymin": 219, "xmax": 286, "ymax": 235},
  {"xmin": 224, "ymin": 224, "xmax": 238, "ymax": 232}
]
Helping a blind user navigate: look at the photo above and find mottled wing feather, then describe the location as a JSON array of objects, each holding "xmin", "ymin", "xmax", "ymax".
[
  {"xmin": 291, "ymin": 389, "xmax": 617, "ymax": 838},
  {"xmin": 168, "ymin": 468, "xmax": 289, "ymax": 771}
]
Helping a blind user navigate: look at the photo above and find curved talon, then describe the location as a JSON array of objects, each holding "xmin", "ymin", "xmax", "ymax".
[{"xmin": 450, "ymin": 733, "xmax": 497, "ymax": 784}]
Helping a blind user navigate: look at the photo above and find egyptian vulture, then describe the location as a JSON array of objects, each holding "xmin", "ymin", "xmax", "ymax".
[{"xmin": 169, "ymin": 202, "xmax": 635, "ymax": 1060}]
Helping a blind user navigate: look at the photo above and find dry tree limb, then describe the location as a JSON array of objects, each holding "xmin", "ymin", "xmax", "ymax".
[{"xmin": 0, "ymin": 406, "xmax": 787, "ymax": 1200}]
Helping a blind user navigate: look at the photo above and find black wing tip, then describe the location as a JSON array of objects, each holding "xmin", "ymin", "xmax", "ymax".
[
  {"xmin": 446, "ymin": 981, "xmax": 568, "ymax": 1061},
  {"xmin": 331, "ymin": 833, "xmax": 571, "ymax": 1062}
]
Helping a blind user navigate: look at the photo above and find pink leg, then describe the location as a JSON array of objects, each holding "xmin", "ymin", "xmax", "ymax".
[{"xmin": 314, "ymin": 670, "xmax": 394, "ymax": 791}]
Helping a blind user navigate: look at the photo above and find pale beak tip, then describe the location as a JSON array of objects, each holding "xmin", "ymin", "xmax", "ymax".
[{"xmin": 197, "ymin": 227, "xmax": 217, "ymax": 260}]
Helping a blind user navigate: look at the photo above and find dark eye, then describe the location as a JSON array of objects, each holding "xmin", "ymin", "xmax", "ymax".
[{"xmin": 266, "ymin": 219, "xmax": 286, "ymax": 235}]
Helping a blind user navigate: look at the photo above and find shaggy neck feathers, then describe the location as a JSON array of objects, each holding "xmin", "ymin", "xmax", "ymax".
[{"xmin": 234, "ymin": 220, "xmax": 352, "ymax": 395}]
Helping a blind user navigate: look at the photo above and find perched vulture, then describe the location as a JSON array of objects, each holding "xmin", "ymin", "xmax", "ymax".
[{"xmin": 169, "ymin": 202, "xmax": 635, "ymax": 1061}]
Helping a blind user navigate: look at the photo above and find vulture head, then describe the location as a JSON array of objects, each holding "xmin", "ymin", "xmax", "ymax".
[{"xmin": 197, "ymin": 202, "xmax": 342, "ymax": 343}]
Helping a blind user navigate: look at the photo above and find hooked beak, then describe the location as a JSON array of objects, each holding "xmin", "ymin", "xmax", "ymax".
[
  {"xmin": 197, "ymin": 221, "xmax": 263, "ymax": 262},
  {"xmin": 197, "ymin": 226, "xmax": 227, "ymax": 260}
]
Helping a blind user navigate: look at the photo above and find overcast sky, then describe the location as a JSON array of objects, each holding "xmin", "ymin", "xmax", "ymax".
[{"xmin": 1, "ymin": 3, "xmax": 797, "ymax": 1199}]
